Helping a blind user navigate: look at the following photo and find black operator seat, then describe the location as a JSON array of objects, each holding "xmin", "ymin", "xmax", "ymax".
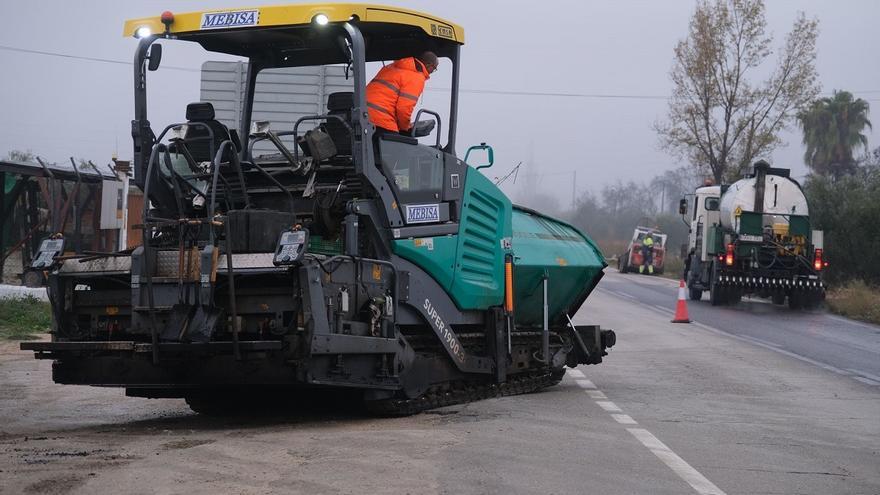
[
  {"xmin": 324, "ymin": 92, "xmax": 353, "ymax": 155},
  {"xmin": 183, "ymin": 102, "xmax": 239, "ymax": 162}
]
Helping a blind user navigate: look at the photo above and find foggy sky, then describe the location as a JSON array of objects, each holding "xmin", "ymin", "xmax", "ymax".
[{"xmin": 2, "ymin": 0, "xmax": 878, "ymax": 203}]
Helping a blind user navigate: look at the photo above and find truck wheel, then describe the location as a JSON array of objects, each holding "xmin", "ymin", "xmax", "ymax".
[
  {"xmin": 708, "ymin": 264, "xmax": 726, "ymax": 306},
  {"xmin": 728, "ymin": 291, "xmax": 742, "ymax": 304},
  {"xmin": 802, "ymin": 292, "xmax": 821, "ymax": 310},
  {"xmin": 689, "ymin": 288, "xmax": 703, "ymax": 301},
  {"xmin": 709, "ymin": 280, "xmax": 724, "ymax": 306},
  {"xmin": 788, "ymin": 291, "xmax": 802, "ymax": 310}
]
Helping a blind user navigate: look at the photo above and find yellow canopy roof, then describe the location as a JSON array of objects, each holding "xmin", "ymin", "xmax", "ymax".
[{"xmin": 124, "ymin": 3, "xmax": 464, "ymax": 43}]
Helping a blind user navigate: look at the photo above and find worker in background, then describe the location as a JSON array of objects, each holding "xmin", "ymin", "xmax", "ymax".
[
  {"xmin": 366, "ymin": 51, "xmax": 438, "ymax": 136},
  {"xmin": 639, "ymin": 233, "xmax": 655, "ymax": 275}
]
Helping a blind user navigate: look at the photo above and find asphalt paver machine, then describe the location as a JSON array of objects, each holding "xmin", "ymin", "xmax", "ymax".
[{"xmin": 22, "ymin": 4, "xmax": 614, "ymax": 414}]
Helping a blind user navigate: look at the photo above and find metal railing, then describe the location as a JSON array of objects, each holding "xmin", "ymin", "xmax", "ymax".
[{"xmin": 139, "ymin": 122, "xmax": 256, "ymax": 363}]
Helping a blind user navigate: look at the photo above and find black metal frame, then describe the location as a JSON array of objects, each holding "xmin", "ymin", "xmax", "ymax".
[
  {"xmin": 138, "ymin": 118, "xmax": 263, "ymax": 362},
  {"xmin": 124, "ymin": 24, "xmax": 487, "ymax": 374},
  {"xmin": 132, "ymin": 22, "xmax": 463, "ymax": 233}
]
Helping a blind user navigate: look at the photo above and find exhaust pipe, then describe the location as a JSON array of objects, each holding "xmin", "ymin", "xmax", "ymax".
[{"xmin": 753, "ymin": 160, "xmax": 770, "ymax": 214}]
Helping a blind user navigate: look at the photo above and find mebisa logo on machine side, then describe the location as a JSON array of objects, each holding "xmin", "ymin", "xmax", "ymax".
[
  {"xmin": 201, "ymin": 10, "xmax": 259, "ymax": 29},
  {"xmin": 406, "ymin": 204, "xmax": 439, "ymax": 224}
]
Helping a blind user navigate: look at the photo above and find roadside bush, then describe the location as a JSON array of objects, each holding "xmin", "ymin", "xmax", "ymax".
[
  {"xmin": 660, "ymin": 257, "xmax": 685, "ymax": 280},
  {"xmin": 825, "ymin": 280, "xmax": 880, "ymax": 325},
  {"xmin": 804, "ymin": 165, "xmax": 880, "ymax": 286},
  {"xmin": 596, "ymin": 239, "xmax": 628, "ymax": 261}
]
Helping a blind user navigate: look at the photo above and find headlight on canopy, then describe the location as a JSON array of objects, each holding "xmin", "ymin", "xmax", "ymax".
[{"xmin": 313, "ymin": 13, "xmax": 329, "ymax": 26}]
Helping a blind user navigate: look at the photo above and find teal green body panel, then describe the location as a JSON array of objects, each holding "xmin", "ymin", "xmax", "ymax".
[
  {"xmin": 393, "ymin": 167, "xmax": 605, "ymax": 319},
  {"xmin": 393, "ymin": 236, "xmax": 459, "ymax": 291},
  {"xmin": 393, "ymin": 167, "xmax": 511, "ymax": 310},
  {"xmin": 448, "ymin": 167, "xmax": 511, "ymax": 309},
  {"xmin": 511, "ymin": 207, "xmax": 606, "ymax": 327}
]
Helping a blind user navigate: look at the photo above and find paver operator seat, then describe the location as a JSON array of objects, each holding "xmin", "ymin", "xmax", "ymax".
[
  {"xmin": 183, "ymin": 102, "xmax": 238, "ymax": 163},
  {"xmin": 324, "ymin": 91, "xmax": 354, "ymax": 156}
]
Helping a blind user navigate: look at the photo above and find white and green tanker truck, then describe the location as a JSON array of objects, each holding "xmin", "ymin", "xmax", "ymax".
[{"xmin": 680, "ymin": 161, "xmax": 825, "ymax": 309}]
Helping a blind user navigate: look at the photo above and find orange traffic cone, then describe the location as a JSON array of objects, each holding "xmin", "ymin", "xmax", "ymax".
[{"xmin": 671, "ymin": 280, "xmax": 691, "ymax": 323}]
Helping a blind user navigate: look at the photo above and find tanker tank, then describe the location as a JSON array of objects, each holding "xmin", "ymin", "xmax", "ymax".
[{"xmin": 719, "ymin": 173, "xmax": 809, "ymax": 230}]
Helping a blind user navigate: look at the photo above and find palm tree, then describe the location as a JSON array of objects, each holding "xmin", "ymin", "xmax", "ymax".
[{"xmin": 798, "ymin": 91, "xmax": 872, "ymax": 178}]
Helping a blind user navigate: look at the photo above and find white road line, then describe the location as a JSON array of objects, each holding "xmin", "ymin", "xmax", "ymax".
[
  {"xmin": 652, "ymin": 304, "xmax": 675, "ymax": 315},
  {"xmin": 610, "ymin": 413, "xmax": 637, "ymax": 425},
  {"xmin": 595, "ymin": 401, "xmax": 623, "ymax": 412},
  {"xmin": 846, "ymin": 369, "xmax": 880, "ymax": 383},
  {"xmin": 691, "ymin": 321, "xmax": 853, "ymax": 376},
  {"xmin": 749, "ymin": 343, "xmax": 850, "ymax": 375},
  {"xmin": 567, "ymin": 369, "xmax": 586, "ymax": 379},
  {"xmin": 644, "ymin": 304, "xmax": 677, "ymax": 318},
  {"xmin": 689, "ymin": 310, "xmax": 880, "ymax": 388},
  {"xmin": 737, "ymin": 334, "xmax": 782, "ymax": 348},
  {"xmin": 827, "ymin": 314, "xmax": 880, "ymax": 331},
  {"xmin": 627, "ymin": 428, "xmax": 727, "ymax": 495},
  {"xmin": 614, "ymin": 290, "xmax": 638, "ymax": 301},
  {"xmin": 691, "ymin": 321, "xmax": 731, "ymax": 336},
  {"xmin": 852, "ymin": 376, "xmax": 880, "ymax": 386},
  {"xmin": 749, "ymin": 336, "xmax": 782, "ymax": 348},
  {"xmin": 618, "ymin": 274, "xmax": 680, "ymax": 287},
  {"xmin": 578, "ymin": 379, "xmax": 726, "ymax": 494},
  {"xmin": 575, "ymin": 379, "xmax": 597, "ymax": 390},
  {"xmin": 596, "ymin": 287, "xmax": 638, "ymax": 301}
]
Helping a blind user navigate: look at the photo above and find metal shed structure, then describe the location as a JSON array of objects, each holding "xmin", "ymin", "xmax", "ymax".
[{"xmin": 0, "ymin": 158, "xmax": 130, "ymax": 286}]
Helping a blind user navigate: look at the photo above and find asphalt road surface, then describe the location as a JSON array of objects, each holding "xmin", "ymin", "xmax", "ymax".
[
  {"xmin": 599, "ymin": 268, "xmax": 880, "ymax": 387},
  {"xmin": 0, "ymin": 273, "xmax": 877, "ymax": 494}
]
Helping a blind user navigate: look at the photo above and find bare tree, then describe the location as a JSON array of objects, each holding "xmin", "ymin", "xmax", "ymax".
[
  {"xmin": 651, "ymin": 166, "xmax": 702, "ymax": 213},
  {"xmin": 4, "ymin": 150, "xmax": 36, "ymax": 163},
  {"xmin": 656, "ymin": 0, "xmax": 820, "ymax": 184}
]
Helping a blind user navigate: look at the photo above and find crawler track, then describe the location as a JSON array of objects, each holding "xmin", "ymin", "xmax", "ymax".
[{"xmin": 365, "ymin": 369, "xmax": 566, "ymax": 416}]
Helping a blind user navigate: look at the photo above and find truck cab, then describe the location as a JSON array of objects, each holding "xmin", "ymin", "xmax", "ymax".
[{"xmin": 687, "ymin": 185, "xmax": 721, "ymax": 265}]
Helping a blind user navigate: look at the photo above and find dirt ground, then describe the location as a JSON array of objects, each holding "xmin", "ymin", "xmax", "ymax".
[{"xmin": 0, "ymin": 338, "xmax": 575, "ymax": 495}]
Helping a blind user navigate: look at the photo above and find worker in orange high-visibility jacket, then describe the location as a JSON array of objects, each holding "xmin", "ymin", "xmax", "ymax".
[{"xmin": 366, "ymin": 51, "xmax": 438, "ymax": 134}]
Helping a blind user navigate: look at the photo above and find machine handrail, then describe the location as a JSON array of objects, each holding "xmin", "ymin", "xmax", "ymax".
[
  {"xmin": 291, "ymin": 114, "xmax": 353, "ymax": 163},
  {"xmin": 247, "ymin": 114, "xmax": 352, "ymax": 169},
  {"xmin": 413, "ymin": 109, "xmax": 442, "ymax": 148}
]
